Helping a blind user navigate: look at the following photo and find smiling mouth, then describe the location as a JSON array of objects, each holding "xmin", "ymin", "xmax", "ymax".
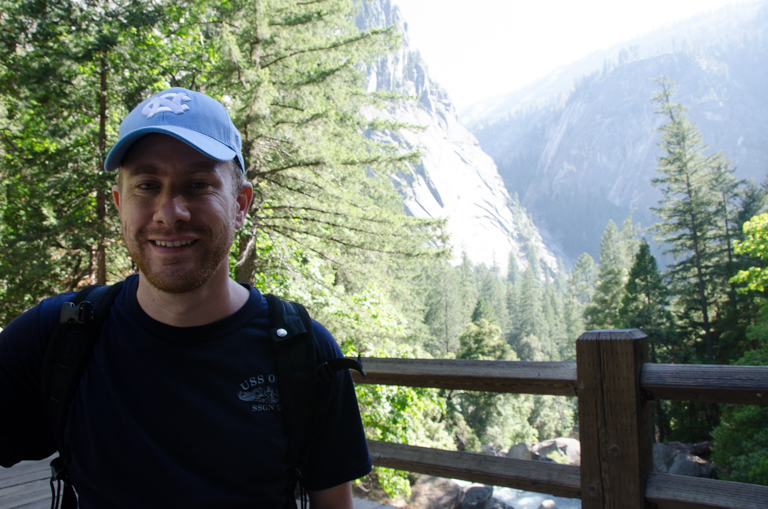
[{"xmin": 153, "ymin": 239, "xmax": 197, "ymax": 247}]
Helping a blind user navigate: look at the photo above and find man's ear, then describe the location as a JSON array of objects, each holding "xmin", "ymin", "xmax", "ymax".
[
  {"xmin": 112, "ymin": 184, "xmax": 122, "ymax": 214},
  {"xmin": 235, "ymin": 182, "xmax": 253, "ymax": 229}
]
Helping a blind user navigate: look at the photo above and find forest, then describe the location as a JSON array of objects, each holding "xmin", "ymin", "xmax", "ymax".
[{"xmin": 1, "ymin": 0, "xmax": 767, "ymax": 497}]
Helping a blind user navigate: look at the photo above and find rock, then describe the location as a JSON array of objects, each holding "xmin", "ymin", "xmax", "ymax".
[
  {"xmin": 667, "ymin": 440, "xmax": 713, "ymax": 460},
  {"xmin": 653, "ymin": 443, "xmax": 714, "ymax": 478},
  {"xmin": 481, "ymin": 444, "xmax": 503, "ymax": 457},
  {"xmin": 653, "ymin": 443, "xmax": 677, "ymax": 473},
  {"xmin": 407, "ymin": 476, "xmax": 463, "ymax": 509},
  {"xmin": 531, "ymin": 438, "xmax": 581, "ymax": 465},
  {"xmin": 459, "ymin": 485, "xmax": 494, "ymax": 509},
  {"xmin": 537, "ymin": 500, "xmax": 558, "ymax": 509},
  {"xmin": 487, "ymin": 498, "xmax": 508, "ymax": 509},
  {"xmin": 506, "ymin": 442, "xmax": 534, "ymax": 460},
  {"xmin": 669, "ymin": 452, "xmax": 714, "ymax": 478}
]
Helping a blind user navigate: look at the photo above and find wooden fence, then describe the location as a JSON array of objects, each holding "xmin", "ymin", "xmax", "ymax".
[{"xmin": 350, "ymin": 329, "xmax": 768, "ymax": 509}]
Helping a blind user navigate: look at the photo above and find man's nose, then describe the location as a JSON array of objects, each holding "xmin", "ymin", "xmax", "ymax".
[{"xmin": 154, "ymin": 192, "xmax": 191, "ymax": 226}]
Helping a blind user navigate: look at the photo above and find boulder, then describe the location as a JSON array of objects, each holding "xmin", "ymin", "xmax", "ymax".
[
  {"xmin": 487, "ymin": 498, "xmax": 509, "ymax": 509},
  {"xmin": 459, "ymin": 485, "xmax": 494, "ymax": 509},
  {"xmin": 531, "ymin": 438, "xmax": 581, "ymax": 465},
  {"xmin": 408, "ymin": 476, "xmax": 463, "ymax": 509},
  {"xmin": 506, "ymin": 442, "xmax": 534, "ymax": 460},
  {"xmin": 653, "ymin": 443, "xmax": 713, "ymax": 478},
  {"xmin": 481, "ymin": 444, "xmax": 503, "ymax": 457},
  {"xmin": 537, "ymin": 500, "xmax": 558, "ymax": 509}
]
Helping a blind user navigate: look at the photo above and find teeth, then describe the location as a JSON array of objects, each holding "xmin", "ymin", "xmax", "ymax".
[{"xmin": 154, "ymin": 239, "xmax": 194, "ymax": 247}]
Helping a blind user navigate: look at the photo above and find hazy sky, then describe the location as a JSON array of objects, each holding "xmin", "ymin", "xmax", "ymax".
[{"xmin": 393, "ymin": 0, "xmax": 752, "ymax": 109}]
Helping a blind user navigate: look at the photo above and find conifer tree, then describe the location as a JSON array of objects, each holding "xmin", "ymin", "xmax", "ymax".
[
  {"xmin": 478, "ymin": 266, "xmax": 510, "ymax": 334},
  {"xmin": 507, "ymin": 251, "xmax": 521, "ymax": 285},
  {"xmin": 651, "ymin": 76, "xmax": 729, "ymax": 360},
  {"xmin": 584, "ymin": 220, "xmax": 629, "ymax": 329},
  {"xmin": 618, "ymin": 240, "xmax": 676, "ymax": 357},
  {"xmin": 517, "ymin": 264, "xmax": 542, "ymax": 340},
  {"xmin": 571, "ymin": 253, "xmax": 597, "ymax": 306},
  {"xmin": 526, "ymin": 240, "xmax": 541, "ymax": 280},
  {"xmin": 449, "ymin": 318, "xmax": 537, "ymax": 450},
  {"xmin": 424, "ymin": 263, "xmax": 464, "ymax": 356}
]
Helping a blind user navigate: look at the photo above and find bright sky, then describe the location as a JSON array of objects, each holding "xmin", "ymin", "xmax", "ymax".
[{"xmin": 393, "ymin": 0, "xmax": 753, "ymax": 109}]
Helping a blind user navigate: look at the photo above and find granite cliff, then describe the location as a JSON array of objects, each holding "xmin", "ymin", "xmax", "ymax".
[{"xmin": 356, "ymin": 0, "xmax": 560, "ymax": 273}]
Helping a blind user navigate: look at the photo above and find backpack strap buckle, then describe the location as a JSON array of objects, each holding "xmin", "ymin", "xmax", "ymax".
[
  {"xmin": 60, "ymin": 301, "xmax": 93, "ymax": 325},
  {"xmin": 317, "ymin": 362, "xmax": 335, "ymax": 384}
]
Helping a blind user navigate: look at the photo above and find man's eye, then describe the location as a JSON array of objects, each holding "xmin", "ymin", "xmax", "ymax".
[
  {"xmin": 190, "ymin": 182, "xmax": 209, "ymax": 189},
  {"xmin": 137, "ymin": 183, "xmax": 157, "ymax": 190}
]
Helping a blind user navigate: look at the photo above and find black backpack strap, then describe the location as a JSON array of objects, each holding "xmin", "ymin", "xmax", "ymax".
[
  {"xmin": 264, "ymin": 294, "xmax": 367, "ymax": 509},
  {"xmin": 41, "ymin": 281, "xmax": 124, "ymax": 509},
  {"xmin": 264, "ymin": 294, "xmax": 317, "ymax": 469}
]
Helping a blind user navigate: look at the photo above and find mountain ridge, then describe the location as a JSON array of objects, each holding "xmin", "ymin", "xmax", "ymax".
[{"xmin": 463, "ymin": 1, "xmax": 768, "ymax": 261}]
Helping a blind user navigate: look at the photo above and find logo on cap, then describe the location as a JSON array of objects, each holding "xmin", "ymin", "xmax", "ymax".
[{"xmin": 141, "ymin": 92, "xmax": 192, "ymax": 118}]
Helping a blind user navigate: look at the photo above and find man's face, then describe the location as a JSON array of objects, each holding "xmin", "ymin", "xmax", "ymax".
[{"xmin": 113, "ymin": 134, "xmax": 251, "ymax": 294}]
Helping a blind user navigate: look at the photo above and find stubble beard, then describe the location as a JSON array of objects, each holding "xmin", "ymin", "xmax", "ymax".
[{"xmin": 125, "ymin": 221, "xmax": 235, "ymax": 294}]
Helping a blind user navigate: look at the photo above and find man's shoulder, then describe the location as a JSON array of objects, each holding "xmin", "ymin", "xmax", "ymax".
[
  {"xmin": 308, "ymin": 317, "xmax": 344, "ymax": 362},
  {"xmin": 2, "ymin": 291, "xmax": 77, "ymax": 341}
]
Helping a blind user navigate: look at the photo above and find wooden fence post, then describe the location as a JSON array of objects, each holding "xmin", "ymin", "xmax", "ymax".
[{"xmin": 577, "ymin": 329, "xmax": 653, "ymax": 509}]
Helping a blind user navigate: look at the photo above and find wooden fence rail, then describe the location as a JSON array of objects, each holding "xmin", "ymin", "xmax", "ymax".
[{"xmin": 350, "ymin": 329, "xmax": 768, "ymax": 509}]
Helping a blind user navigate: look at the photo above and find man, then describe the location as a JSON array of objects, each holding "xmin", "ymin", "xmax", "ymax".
[{"xmin": 0, "ymin": 88, "xmax": 371, "ymax": 508}]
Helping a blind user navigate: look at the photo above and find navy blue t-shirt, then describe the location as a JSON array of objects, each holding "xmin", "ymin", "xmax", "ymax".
[{"xmin": 0, "ymin": 275, "xmax": 371, "ymax": 508}]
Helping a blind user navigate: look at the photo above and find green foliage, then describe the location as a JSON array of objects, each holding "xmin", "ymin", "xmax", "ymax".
[
  {"xmin": 470, "ymin": 297, "xmax": 495, "ymax": 325},
  {"xmin": 712, "ymin": 342, "xmax": 768, "ymax": 485},
  {"xmin": 457, "ymin": 318, "xmax": 513, "ymax": 361},
  {"xmin": 712, "ymin": 213, "xmax": 768, "ymax": 485},
  {"xmin": 528, "ymin": 395, "xmax": 576, "ymax": 441},
  {"xmin": 618, "ymin": 239, "xmax": 677, "ymax": 362},
  {"xmin": 584, "ymin": 217, "xmax": 639, "ymax": 330},
  {"xmin": 447, "ymin": 318, "xmax": 538, "ymax": 450},
  {"xmin": 423, "ymin": 262, "xmax": 468, "ymax": 356},
  {"xmin": 571, "ymin": 253, "xmax": 597, "ymax": 306},
  {"xmin": 731, "ymin": 213, "xmax": 768, "ymax": 292}
]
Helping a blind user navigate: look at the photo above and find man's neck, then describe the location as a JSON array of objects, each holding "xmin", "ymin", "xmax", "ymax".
[{"xmin": 135, "ymin": 267, "xmax": 250, "ymax": 327}]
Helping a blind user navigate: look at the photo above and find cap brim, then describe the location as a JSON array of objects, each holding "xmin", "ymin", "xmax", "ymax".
[{"xmin": 104, "ymin": 125, "xmax": 238, "ymax": 172}]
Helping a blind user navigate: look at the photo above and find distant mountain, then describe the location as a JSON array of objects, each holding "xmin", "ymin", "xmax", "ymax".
[
  {"xmin": 356, "ymin": 0, "xmax": 560, "ymax": 273},
  {"xmin": 462, "ymin": 1, "xmax": 768, "ymax": 261}
]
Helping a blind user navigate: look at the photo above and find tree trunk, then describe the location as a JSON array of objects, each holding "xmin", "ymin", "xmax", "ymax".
[
  {"xmin": 684, "ymin": 174, "xmax": 712, "ymax": 360},
  {"xmin": 236, "ymin": 234, "xmax": 256, "ymax": 284},
  {"xmin": 96, "ymin": 52, "xmax": 108, "ymax": 285}
]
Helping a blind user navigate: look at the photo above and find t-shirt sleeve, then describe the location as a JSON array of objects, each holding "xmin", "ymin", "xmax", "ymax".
[
  {"xmin": 299, "ymin": 319, "xmax": 372, "ymax": 491},
  {"xmin": 0, "ymin": 294, "xmax": 71, "ymax": 467}
]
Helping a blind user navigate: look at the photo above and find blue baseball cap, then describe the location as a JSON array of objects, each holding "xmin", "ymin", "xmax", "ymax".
[{"xmin": 104, "ymin": 87, "xmax": 244, "ymax": 172}]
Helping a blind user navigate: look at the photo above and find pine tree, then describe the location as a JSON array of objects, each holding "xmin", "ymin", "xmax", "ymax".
[
  {"xmin": 424, "ymin": 263, "xmax": 464, "ymax": 356},
  {"xmin": 517, "ymin": 264, "xmax": 542, "ymax": 340},
  {"xmin": 651, "ymin": 76, "xmax": 730, "ymax": 361},
  {"xmin": 571, "ymin": 253, "xmax": 597, "ymax": 306},
  {"xmin": 618, "ymin": 240, "xmax": 676, "ymax": 358},
  {"xmin": 477, "ymin": 266, "xmax": 510, "ymax": 335},
  {"xmin": 526, "ymin": 240, "xmax": 541, "ymax": 280},
  {"xmin": 450, "ymin": 318, "xmax": 537, "ymax": 450},
  {"xmin": 584, "ymin": 220, "xmax": 630, "ymax": 329},
  {"xmin": 507, "ymin": 250, "xmax": 521, "ymax": 285}
]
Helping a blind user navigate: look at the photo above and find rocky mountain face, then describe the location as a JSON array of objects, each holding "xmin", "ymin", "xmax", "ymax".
[
  {"xmin": 356, "ymin": 0, "xmax": 559, "ymax": 274},
  {"xmin": 463, "ymin": 1, "xmax": 768, "ymax": 261}
]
